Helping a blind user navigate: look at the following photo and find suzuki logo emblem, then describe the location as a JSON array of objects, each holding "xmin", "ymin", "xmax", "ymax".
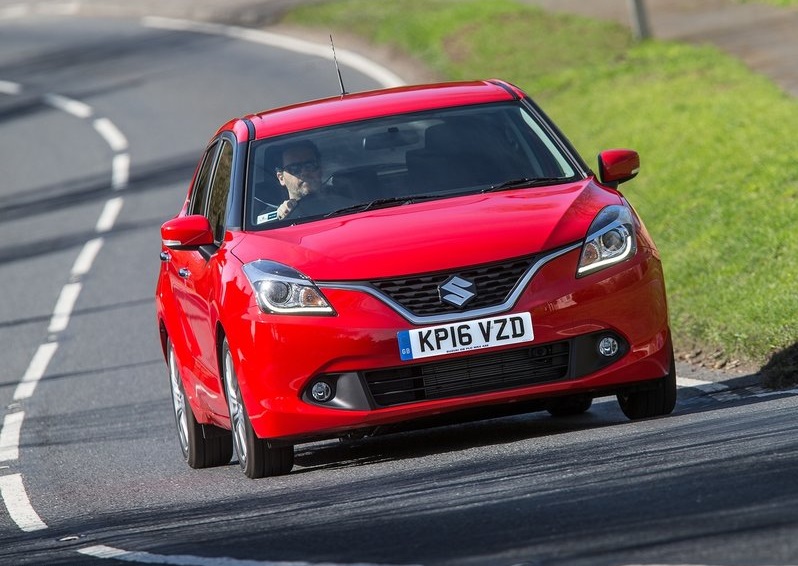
[{"xmin": 439, "ymin": 275, "xmax": 476, "ymax": 308}]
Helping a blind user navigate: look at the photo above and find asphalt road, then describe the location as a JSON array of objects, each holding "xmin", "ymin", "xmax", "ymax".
[{"xmin": 1, "ymin": 11, "xmax": 797, "ymax": 566}]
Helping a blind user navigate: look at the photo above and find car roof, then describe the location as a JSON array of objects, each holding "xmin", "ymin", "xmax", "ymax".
[{"xmin": 218, "ymin": 79, "xmax": 526, "ymax": 142}]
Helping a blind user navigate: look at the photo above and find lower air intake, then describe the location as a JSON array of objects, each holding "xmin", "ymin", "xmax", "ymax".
[{"xmin": 364, "ymin": 341, "xmax": 570, "ymax": 407}]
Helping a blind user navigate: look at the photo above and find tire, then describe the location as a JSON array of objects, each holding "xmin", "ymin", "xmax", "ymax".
[
  {"xmin": 546, "ymin": 395, "xmax": 593, "ymax": 417},
  {"xmin": 617, "ymin": 348, "xmax": 677, "ymax": 420},
  {"xmin": 221, "ymin": 338, "xmax": 294, "ymax": 479},
  {"xmin": 167, "ymin": 339, "xmax": 233, "ymax": 468}
]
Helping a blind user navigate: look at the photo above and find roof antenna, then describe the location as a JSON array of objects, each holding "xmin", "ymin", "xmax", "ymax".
[{"xmin": 330, "ymin": 35, "xmax": 348, "ymax": 96}]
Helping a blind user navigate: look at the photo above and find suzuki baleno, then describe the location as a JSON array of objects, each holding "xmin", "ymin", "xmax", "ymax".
[{"xmin": 156, "ymin": 80, "xmax": 675, "ymax": 479}]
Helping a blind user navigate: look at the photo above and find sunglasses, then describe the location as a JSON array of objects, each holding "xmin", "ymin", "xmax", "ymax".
[{"xmin": 282, "ymin": 159, "xmax": 320, "ymax": 176}]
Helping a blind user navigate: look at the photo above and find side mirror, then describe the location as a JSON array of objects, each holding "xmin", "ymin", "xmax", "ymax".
[
  {"xmin": 161, "ymin": 215, "xmax": 214, "ymax": 249},
  {"xmin": 598, "ymin": 149, "xmax": 640, "ymax": 187}
]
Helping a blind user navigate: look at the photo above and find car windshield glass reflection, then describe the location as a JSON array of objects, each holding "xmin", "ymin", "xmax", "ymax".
[{"xmin": 246, "ymin": 102, "xmax": 579, "ymax": 229}]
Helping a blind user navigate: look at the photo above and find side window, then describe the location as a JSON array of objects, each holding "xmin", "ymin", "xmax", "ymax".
[
  {"xmin": 206, "ymin": 140, "xmax": 234, "ymax": 243},
  {"xmin": 188, "ymin": 142, "xmax": 218, "ymax": 216}
]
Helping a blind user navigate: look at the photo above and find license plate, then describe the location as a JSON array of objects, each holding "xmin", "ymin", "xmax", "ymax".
[{"xmin": 397, "ymin": 312, "xmax": 534, "ymax": 361}]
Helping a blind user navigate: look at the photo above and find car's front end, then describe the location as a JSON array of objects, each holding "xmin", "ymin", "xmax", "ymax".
[{"xmin": 226, "ymin": 179, "xmax": 671, "ymax": 442}]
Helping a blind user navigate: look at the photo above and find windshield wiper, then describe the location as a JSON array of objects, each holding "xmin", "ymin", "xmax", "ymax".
[
  {"xmin": 482, "ymin": 177, "xmax": 569, "ymax": 193},
  {"xmin": 324, "ymin": 194, "xmax": 442, "ymax": 218}
]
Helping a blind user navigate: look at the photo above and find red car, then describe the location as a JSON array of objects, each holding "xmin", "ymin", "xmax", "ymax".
[{"xmin": 156, "ymin": 79, "xmax": 675, "ymax": 479}]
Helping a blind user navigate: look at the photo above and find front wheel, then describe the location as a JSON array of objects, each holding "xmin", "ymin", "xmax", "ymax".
[
  {"xmin": 617, "ymin": 349, "xmax": 677, "ymax": 420},
  {"xmin": 222, "ymin": 338, "xmax": 294, "ymax": 479},
  {"xmin": 167, "ymin": 338, "xmax": 232, "ymax": 468}
]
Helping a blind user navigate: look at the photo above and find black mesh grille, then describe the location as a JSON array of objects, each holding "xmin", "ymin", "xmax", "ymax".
[
  {"xmin": 364, "ymin": 341, "xmax": 569, "ymax": 407},
  {"xmin": 370, "ymin": 256, "xmax": 536, "ymax": 316}
]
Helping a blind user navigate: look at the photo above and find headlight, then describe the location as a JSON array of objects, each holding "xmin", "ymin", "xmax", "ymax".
[
  {"xmin": 242, "ymin": 260, "xmax": 335, "ymax": 315},
  {"xmin": 577, "ymin": 205, "xmax": 637, "ymax": 277}
]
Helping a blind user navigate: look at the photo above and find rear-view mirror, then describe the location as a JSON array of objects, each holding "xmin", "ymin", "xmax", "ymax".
[{"xmin": 363, "ymin": 127, "xmax": 420, "ymax": 150}]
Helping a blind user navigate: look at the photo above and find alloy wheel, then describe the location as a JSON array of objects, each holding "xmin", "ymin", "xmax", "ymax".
[
  {"xmin": 224, "ymin": 346, "xmax": 249, "ymax": 466},
  {"xmin": 168, "ymin": 343, "xmax": 189, "ymax": 457}
]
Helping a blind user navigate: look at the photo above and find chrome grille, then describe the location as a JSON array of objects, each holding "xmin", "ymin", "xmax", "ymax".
[{"xmin": 370, "ymin": 256, "xmax": 536, "ymax": 316}]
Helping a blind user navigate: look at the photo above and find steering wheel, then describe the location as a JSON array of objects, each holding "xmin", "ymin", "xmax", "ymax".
[{"xmin": 282, "ymin": 195, "xmax": 314, "ymax": 220}]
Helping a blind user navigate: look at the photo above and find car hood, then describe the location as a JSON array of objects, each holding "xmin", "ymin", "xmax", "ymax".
[{"xmin": 230, "ymin": 179, "xmax": 623, "ymax": 280}]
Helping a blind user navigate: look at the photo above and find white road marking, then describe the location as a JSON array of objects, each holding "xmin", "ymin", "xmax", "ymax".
[
  {"xmin": 72, "ymin": 237, "xmax": 104, "ymax": 277},
  {"xmin": 78, "ymin": 545, "xmax": 419, "ymax": 566},
  {"xmin": 1, "ymin": 41, "xmax": 135, "ymax": 543},
  {"xmin": 751, "ymin": 386, "xmax": 798, "ymax": 398},
  {"xmin": 113, "ymin": 153, "xmax": 131, "ymax": 190},
  {"xmin": 1, "ymin": 64, "xmax": 130, "ymax": 541},
  {"xmin": 0, "ymin": 80, "xmax": 22, "ymax": 95},
  {"xmin": 13, "ymin": 342, "xmax": 59, "ymax": 401},
  {"xmin": 676, "ymin": 377, "xmax": 729, "ymax": 393},
  {"xmin": 0, "ymin": 474, "xmax": 47, "ymax": 532},
  {"xmin": 94, "ymin": 117, "xmax": 129, "ymax": 152},
  {"xmin": 0, "ymin": 4, "xmax": 28, "ymax": 19},
  {"xmin": 676, "ymin": 376, "xmax": 712, "ymax": 387},
  {"xmin": 96, "ymin": 196, "xmax": 124, "ymax": 233},
  {"xmin": 0, "ymin": 412, "xmax": 24, "ymax": 462},
  {"xmin": 35, "ymin": 1, "xmax": 79, "ymax": 16},
  {"xmin": 48, "ymin": 282, "xmax": 83, "ymax": 334},
  {"xmin": 43, "ymin": 92, "xmax": 93, "ymax": 119},
  {"xmin": 142, "ymin": 17, "xmax": 406, "ymax": 89}
]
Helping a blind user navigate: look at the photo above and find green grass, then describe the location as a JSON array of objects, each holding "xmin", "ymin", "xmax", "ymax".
[
  {"xmin": 284, "ymin": 0, "xmax": 798, "ymax": 384},
  {"xmin": 738, "ymin": 0, "xmax": 798, "ymax": 6}
]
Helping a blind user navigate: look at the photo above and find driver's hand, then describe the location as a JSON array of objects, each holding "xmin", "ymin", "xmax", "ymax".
[{"xmin": 277, "ymin": 199, "xmax": 297, "ymax": 220}]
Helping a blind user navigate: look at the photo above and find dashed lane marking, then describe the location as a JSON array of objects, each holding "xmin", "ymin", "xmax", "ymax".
[
  {"xmin": 0, "ymin": 79, "xmax": 22, "ymax": 95},
  {"xmin": 93, "ymin": 116, "xmax": 128, "ymax": 152},
  {"xmin": 0, "ymin": 474, "xmax": 47, "ymax": 532},
  {"xmin": 71, "ymin": 238, "xmax": 105, "ymax": 278},
  {"xmin": 1, "ymin": 82, "xmax": 130, "ymax": 538},
  {"xmin": 43, "ymin": 92, "xmax": 93, "ymax": 118},
  {"xmin": 95, "ymin": 196, "xmax": 125, "ymax": 233},
  {"xmin": 0, "ymin": 412, "xmax": 24, "ymax": 462},
  {"xmin": 13, "ymin": 342, "xmax": 59, "ymax": 402},
  {"xmin": 48, "ymin": 282, "xmax": 83, "ymax": 334}
]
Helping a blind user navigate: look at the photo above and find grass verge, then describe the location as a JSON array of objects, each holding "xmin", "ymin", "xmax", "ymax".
[
  {"xmin": 284, "ymin": 0, "xmax": 798, "ymax": 386},
  {"xmin": 738, "ymin": 0, "xmax": 798, "ymax": 6}
]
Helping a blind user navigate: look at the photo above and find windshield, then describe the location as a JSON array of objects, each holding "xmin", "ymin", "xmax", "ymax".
[{"xmin": 246, "ymin": 101, "xmax": 579, "ymax": 229}]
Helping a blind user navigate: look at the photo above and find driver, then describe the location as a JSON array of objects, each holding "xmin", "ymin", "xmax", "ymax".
[{"xmin": 274, "ymin": 140, "xmax": 329, "ymax": 220}]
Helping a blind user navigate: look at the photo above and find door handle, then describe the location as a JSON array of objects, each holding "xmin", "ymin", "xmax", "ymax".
[{"xmin": 178, "ymin": 268, "xmax": 190, "ymax": 279}]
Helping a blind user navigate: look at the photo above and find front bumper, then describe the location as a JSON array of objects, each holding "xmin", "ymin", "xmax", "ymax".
[{"xmin": 227, "ymin": 246, "xmax": 671, "ymax": 441}]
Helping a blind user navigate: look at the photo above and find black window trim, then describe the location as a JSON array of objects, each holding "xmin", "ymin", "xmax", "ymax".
[
  {"xmin": 193, "ymin": 131, "xmax": 246, "ymax": 250},
  {"xmin": 188, "ymin": 140, "xmax": 220, "ymax": 217}
]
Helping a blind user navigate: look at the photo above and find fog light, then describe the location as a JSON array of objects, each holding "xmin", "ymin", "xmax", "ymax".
[
  {"xmin": 311, "ymin": 381, "xmax": 333, "ymax": 403},
  {"xmin": 598, "ymin": 336, "xmax": 619, "ymax": 357}
]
